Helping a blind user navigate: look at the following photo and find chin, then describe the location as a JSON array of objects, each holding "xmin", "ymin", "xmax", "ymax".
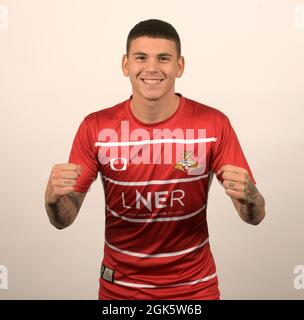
[
  {"xmin": 141, "ymin": 91, "xmax": 166, "ymax": 101},
  {"xmin": 144, "ymin": 95, "xmax": 162, "ymax": 101}
]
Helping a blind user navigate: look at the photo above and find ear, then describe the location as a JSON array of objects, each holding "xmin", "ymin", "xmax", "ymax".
[
  {"xmin": 122, "ymin": 54, "xmax": 129, "ymax": 77},
  {"xmin": 176, "ymin": 56, "xmax": 185, "ymax": 78}
]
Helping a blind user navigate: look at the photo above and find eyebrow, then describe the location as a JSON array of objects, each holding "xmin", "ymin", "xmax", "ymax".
[{"xmin": 133, "ymin": 52, "xmax": 173, "ymax": 57}]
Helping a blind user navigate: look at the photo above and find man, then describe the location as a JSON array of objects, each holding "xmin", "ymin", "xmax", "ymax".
[{"xmin": 44, "ymin": 19, "xmax": 265, "ymax": 300}]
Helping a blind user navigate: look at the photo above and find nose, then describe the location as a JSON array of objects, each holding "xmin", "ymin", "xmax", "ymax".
[{"xmin": 145, "ymin": 58, "xmax": 158, "ymax": 73}]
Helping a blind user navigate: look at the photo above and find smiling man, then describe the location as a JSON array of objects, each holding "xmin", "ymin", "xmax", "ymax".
[
  {"xmin": 122, "ymin": 35, "xmax": 184, "ymax": 122},
  {"xmin": 44, "ymin": 19, "xmax": 266, "ymax": 300}
]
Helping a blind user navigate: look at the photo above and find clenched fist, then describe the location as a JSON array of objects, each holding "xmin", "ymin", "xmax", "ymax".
[
  {"xmin": 217, "ymin": 164, "xmax": 257, "ymax": 203},
  {"xmin": 45, "ymin": 163, "xmax": 83, "ymax": 204}
]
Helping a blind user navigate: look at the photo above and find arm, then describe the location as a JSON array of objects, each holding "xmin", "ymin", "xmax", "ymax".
[
  {"xmin": 217, "ymin": 165, "xmax": 266, "ymax": 225},
  {"xmin": 45, "ymin": 190, "xmax": 87, "ymax": 229},
  {"xmin": 45, "ymin": 163, "xmax": 87, "ymax": 229}
]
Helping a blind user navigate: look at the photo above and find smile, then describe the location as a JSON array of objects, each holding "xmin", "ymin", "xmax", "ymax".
[{"xmin": 140, "ymin": 78, "xmax": 164, "ymax": 85}]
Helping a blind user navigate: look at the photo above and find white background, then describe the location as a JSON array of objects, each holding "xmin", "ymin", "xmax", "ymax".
[{"xmin": 0, "ymin": 0, "xmax": 304, "ymax": 299}]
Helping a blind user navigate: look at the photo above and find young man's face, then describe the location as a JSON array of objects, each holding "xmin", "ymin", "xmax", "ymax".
[{"xmin": 122, "ymin": 37, "xmax": 184, "ymax": 102}]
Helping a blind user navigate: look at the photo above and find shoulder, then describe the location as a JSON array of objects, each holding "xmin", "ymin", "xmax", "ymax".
[
  {"xmin": 183, "ymin": 96, "xmax": 230, "ymax": 123},
  {"xmin": 73, "ymin": 99, "xmax": 128, "ymax": 138},
  {"xmin": 83, "ymin": 99, "xmax": 128, "ymax": 124}
]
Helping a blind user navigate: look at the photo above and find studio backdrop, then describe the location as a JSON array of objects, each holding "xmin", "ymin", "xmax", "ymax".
[{"xmin": 0, "ymin": 0, "xmax": 303, "ymax": 299}]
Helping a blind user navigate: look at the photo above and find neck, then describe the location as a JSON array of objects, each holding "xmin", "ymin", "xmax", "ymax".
[{"xmin": 130, "ymin": 92, "xmax": 180, "ymax": 124}]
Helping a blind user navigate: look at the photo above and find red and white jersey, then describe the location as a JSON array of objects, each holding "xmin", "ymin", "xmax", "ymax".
[{"xmin": 68, "ymin": 94, "xmax": 255, "ymax": 300}]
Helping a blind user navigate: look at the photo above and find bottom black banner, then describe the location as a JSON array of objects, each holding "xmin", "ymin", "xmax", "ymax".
[{"xmin": 0, "ymin": 300, "xmax": 302, "ymax": 319}]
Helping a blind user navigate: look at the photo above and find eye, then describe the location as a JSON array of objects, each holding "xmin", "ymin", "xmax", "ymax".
[
  {"xmin": 159, "ymin": 56, "xmax": 170, "ymax": 62},
  {"xmin": 135, "ymin": 56, "xmax": 146, "ymax": 62}
]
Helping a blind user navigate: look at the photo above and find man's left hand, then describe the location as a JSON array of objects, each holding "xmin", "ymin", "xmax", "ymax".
[{"xmin": 217, "ymin": 164, "xmax": 257, "ymax": 204}]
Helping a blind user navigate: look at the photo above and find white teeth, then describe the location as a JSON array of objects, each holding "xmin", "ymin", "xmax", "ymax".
[{"xmin": 143, "ymin": 79, "xmax": 162, "ymax": 84}]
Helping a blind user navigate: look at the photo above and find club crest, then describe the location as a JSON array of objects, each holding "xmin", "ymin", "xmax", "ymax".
[{"xmin": 175, "ymin": 151, "xmax": 198, "ymax": 171}]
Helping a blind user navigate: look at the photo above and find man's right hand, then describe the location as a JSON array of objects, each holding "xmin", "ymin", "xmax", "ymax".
[{"xmin": 45, "ymin": 163, "xmax": 83, "ymax": 204}]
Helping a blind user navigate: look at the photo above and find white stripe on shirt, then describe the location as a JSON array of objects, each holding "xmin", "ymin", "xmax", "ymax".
[
  {"xmin": 102, "ymin": 173, "xmax": 209, "ymax": 186},
  {"xmin": 113, "ymin": 273, "xmax": 217, "ymax": 289},
  {"xmin": 95, "ymin": 137, "xmax": 217, "ymax": 147},
  {"xmin": 105, "ymin": 238, "xmax": 209, "ymax": 258}
]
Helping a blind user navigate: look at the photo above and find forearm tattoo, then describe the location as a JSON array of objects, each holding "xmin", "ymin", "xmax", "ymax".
[
  {"xmin": 240, "ymin": 181, "xmax": 259, "ymax": 223},
  {"xmin": 47, "ymin": 192, "xmax": 82, "ymax": 227},
  {"xmin": 246, "ymin": 182, "xmax": 258, "ymax": 203}
]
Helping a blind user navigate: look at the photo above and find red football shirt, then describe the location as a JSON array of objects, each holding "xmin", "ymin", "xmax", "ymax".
[{"xmin": 68, "ymin": 94, "xmax": 255, "ymax": 300}]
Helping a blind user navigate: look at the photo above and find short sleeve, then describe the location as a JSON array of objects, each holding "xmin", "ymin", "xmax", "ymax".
[
  {"xmin": 211, "ymin": 115, "xmax": 256, "ymax": 185},
  {"xmin": 68, "ymin": 117, "xmax": 99, "ymax": 192}
]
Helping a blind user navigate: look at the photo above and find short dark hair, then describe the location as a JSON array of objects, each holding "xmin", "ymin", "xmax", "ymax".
[{"xmin": 126, "ymin": 19, "xmax": 181, "ymax": 57}]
